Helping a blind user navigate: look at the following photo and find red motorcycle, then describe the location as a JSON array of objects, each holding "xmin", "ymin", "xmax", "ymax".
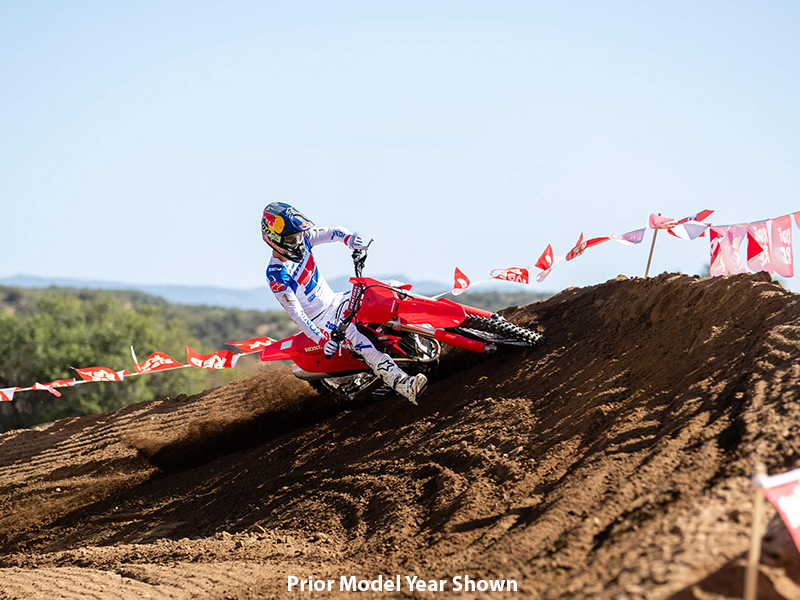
[{"xmin": 259, "ymin": 245, "xmax": 545, "ymax": 400}]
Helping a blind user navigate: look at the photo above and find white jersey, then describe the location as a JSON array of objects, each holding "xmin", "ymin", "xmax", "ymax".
[{"xmin": 266, "ymin": 226, "xmax": 355, "ymax": 342}]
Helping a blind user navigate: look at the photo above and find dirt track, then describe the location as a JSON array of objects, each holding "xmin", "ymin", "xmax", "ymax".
[{"xmin": 1, "ymin": 272, "xmax": 800, "ymax": 599}]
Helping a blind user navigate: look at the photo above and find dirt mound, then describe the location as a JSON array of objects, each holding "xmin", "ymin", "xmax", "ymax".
[{"xmin": 1, "ymin": 272, "xmax": 799, "ymax": 599}]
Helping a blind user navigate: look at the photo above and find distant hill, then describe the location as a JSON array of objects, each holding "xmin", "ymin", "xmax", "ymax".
[
  {"xmin": 0, "ymin": 274, "xmax": 452, "ymax": 311},
  {"xmin": 0, "ymin": 275, "xmax": 276, "ymax": 311},
  {"xmin": 326, "ymin": 274, "xmax": 450, "ymax": 296},
  {"xmin": 0, "ymin": 275, "xmax": 551, "ymax": 313}
]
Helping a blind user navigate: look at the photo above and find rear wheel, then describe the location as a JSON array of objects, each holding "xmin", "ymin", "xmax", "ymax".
[{"xmin": 455, "ymin": 315, "xmax": 545, "ymax": 348}]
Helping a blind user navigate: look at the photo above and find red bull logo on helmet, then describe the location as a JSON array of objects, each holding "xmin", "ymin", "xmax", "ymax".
[{"xmin": 262, "ymin": 210, "xmax": 285, "ymax": 234}]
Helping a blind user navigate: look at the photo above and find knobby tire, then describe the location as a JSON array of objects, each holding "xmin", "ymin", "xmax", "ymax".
[{"xmin": 458, "ymin": 315, "xmax": 546, "ymax": 348}]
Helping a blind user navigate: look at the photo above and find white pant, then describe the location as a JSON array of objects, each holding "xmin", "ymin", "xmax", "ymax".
[{"xmin": 311, "ymin": 291, "xmax": 388, "ymax": 369}]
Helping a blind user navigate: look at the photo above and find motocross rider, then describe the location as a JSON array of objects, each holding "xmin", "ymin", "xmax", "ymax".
[{"xmin": 261, "ymin": 202, "xmax": 428, "ymax": 404}]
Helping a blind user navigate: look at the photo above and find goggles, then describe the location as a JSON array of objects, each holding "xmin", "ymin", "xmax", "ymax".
[{"xmin": 282, "ymin": 232, "xmax": 303, "ymax": 248}]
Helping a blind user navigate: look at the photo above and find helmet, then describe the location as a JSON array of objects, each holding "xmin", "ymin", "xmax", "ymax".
[{"xmin": 261, "ymin": 202, "xmax": 314, "ymax": 262}]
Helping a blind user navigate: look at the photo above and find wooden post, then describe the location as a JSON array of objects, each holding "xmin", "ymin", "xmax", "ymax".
[
  {"xmin": 645, "ymin": 213, "xmax": 660, "ymax": 278},
  {"xmin": 744, "ymin": 462, "xmax": 767, "ymax": 600}
]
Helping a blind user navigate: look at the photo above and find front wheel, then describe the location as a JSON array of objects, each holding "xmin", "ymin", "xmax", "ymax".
[
  {"xmin": 454, "ymin": 315, "xmax": 545, "ymax": 348},
  {"xmin": 309, "ymin": 372, "xmax": 393, "ymax": 402}
]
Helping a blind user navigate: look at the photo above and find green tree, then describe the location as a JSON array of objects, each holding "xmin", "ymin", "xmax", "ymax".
[{"xmin": 0, "ymin": 291, "xmax": 234, "ymax": 432}]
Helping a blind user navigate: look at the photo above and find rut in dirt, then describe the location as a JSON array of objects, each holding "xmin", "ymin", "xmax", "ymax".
[{"xmin": 0, "ymin": 271, "xmax": 799, "ymax": 600}]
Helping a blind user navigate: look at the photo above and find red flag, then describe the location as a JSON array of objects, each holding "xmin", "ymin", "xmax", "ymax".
[
  {"xmin": 225, "ymin": 337, "xmax": 274, "ymax": 353},
  {"xmin": 490, "ymin": 267, "xmax": 530, "ymax": 284},
  {"xmin": 186, "ymin": 347, "xmax": 239, "ymax": 369},
  {"xmin": 535, "ymin": 245, "xmax": 554, "ymax": 270},
  {"xmin": 452, "ymin": 267, "xmax": 470, "ymax": 296},
  {"xmin": 709, "ymin": 227, "xmax": 728, "ymax": 276},
  {"xmin": 747, "ymin": 221, "xmax": 773, "ymax": 273},
  {"xmin": 680, "ymin": 209, "xmax": 714, "ymax": 223},
  {"xmin": 771, "ymin": 215, "xmax": 794, "ymax": 278},
  {"xmin": 794, "ymin": 211, "xmax": 800, "ymax": 230},
  {"xmin": 74, "ymin": 366, "xmax": 124, "ymax": 382},
  {"xmin": 0, "ymin": 388, "xmax": 16, "ymax": 402},
  {"xmin": 566, "ymin": 234, "xmax": 609, "ymax": 261},
  {"xmin": 134, "ymin": 352, "xmax": 184, "ymax": 374},
  {"xmin": 761, "ymin": 467, "xmax": 800, "ymax": 553}
]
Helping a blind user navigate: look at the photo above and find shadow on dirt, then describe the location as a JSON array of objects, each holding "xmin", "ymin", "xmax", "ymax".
[{"xmin": 128, "ymin": 389, "xmax": 344, "ymax": 474}]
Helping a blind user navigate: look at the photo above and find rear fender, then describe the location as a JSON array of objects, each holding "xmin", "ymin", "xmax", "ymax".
[{"xmin": 436, "ymin": 297, "xmax": 494, "ymax": 319}]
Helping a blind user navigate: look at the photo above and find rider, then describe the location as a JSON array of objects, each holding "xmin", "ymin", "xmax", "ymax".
[{"xmin": 261, "ymin": 202, "xmax": 428, "ymax": 404}]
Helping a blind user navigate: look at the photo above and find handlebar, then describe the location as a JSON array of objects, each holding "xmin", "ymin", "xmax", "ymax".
[{"xmin": 351, "ymin": 238, "xmax": 374, "ymax": 277}]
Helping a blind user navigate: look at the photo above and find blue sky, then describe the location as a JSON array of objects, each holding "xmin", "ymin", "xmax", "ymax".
[{"xmin": 2, "ymin": 1, "xmax": 799, "ymax": 295}]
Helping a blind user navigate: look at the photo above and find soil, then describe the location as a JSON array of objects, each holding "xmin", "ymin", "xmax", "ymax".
[{"xmin": 1, "ymin": 271, "xmax": 800, "ymax": 599}]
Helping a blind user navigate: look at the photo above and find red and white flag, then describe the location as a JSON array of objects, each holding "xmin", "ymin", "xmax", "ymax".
[
  {"xmin": 794, "ymin": 211, "xmax": 800, "ymax": 230},
  {"xmin": 490, "ymin": 267, "xmax": 530, "ymax": 284},
  {"xmin": 186, "ymin": 347, "xmax": 239, "ymax": 369},
  {"xmin": 566, "ymin": 233, "xmax": 610, "ymax": 261},
  {"xmin": 720, "ymin": 224, "xmax": 747, "ymax": 274},
  {"xmin": 535, "ymin": 245, "xmax": 554, "ymax": 271},
  {"xmin": 535, "ymin": 254, "xmax": 566, "ymax": 282},
  {"xmin": 771, "ymin": 215, "xmax": 794, "ymax": 278},
  {"xmin": 747, "ymin": 221, "xmax": 773, "ymax": 273},
  {"xmin": 225, "ymin": 337, "xmax": 274, "ymax": 353},
  {"xmin": 670, "ymin": 209, "xmax": 714, "ymax": 238},
  {"xmin": 709, "ymin": 227, "xmax": 728, "ymax": 276},
  {"xmin": 452, "ymin": 267, "xmax": 470, "ymax": 296},
  {"xmin": 610, "ymin": 229, "xmax": 646, "ymax": 245},
  {"xmin": 32, "ymin": 380, "xmax": 75, "ymax": 397},
  {"xmin": 49, "ymin": 378, "xmax": 76, "ymax": 388},
  {"xmin": 649, "ymin": 214, "xmax": 678, "ymax": 230},
  {"xmin": 650, "ymin": 210, "xmax": 713, "ymax": 238},
  {"xmin": 670, "ymin": 221, "xmax": 710, "ymax": 241},
  {"xmin": 74, "ymin": 366, "xmax": 125, "ymax": 382},
  {"xmin": 683, "ymin": 209, "xmax": 715, "ymax": 223},
  {"xmin": 0, "ymin": 388, "xmax": 16, "ymax": 402},
  {"xmin": 759, "ymin": 467, "xmax": 800, "ymax": 553},
  {"xmin": 134, "ymin": 352, "xmax": 184, "ymax": 374}
]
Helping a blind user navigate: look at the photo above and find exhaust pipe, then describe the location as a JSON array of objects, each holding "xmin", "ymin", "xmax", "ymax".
[
  {"xmin": 292, "ymin": 366, "xmax": 333, "ymax": 381},
  {"xmin": 386, "ymin": 319, "xmax": 487, "ymax": 353}
]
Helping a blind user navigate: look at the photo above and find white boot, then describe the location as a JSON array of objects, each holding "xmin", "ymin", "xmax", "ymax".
[
  {"xmin": 395, "ymin": 373, "xmax": 428, "ymax": 406},
  {"xmin": 373, "ymin": 357, "xmax": 428, "ymax": 405}
]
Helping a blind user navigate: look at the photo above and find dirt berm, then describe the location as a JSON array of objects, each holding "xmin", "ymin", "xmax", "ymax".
[{"xmin": 1, "ymin": 272, "xmax": 799, "ymax": 599}]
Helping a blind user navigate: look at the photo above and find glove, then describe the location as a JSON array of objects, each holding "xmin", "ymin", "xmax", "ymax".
[
  {"xmin": 346, "ymin": 234, "xmax": 367, "ymax": 250},
  {"xmin": 323, "ymin": 338, "xmax": 340, "ymax": 358}
]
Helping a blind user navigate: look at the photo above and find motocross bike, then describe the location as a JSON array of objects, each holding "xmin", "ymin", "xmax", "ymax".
[{"xmin": 259, "ymin": 245, "xmax": 545, "ymax": 401}]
